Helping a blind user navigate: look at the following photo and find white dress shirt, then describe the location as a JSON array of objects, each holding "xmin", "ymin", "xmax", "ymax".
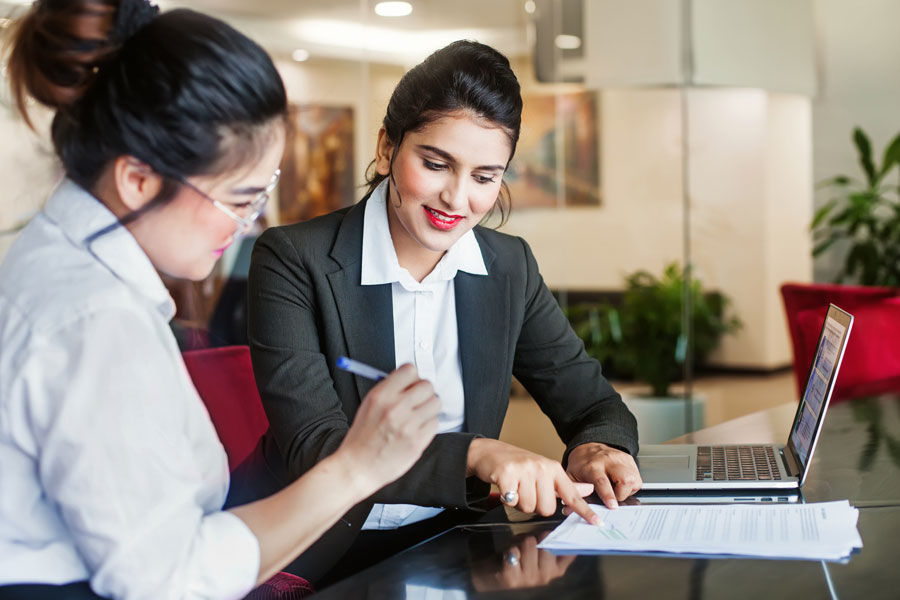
[
  {"xmin": 0, "ymin": 180, "xmax": 260, "ymax": 599},
  {"xmin": 360, "ymin": 180, "xmax": 487, "ymax": 530}
]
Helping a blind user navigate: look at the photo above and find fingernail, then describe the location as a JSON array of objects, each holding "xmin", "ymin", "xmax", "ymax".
[{"xmin": 608, "ymin": 498, "xmax": 619, "ymax": 509}]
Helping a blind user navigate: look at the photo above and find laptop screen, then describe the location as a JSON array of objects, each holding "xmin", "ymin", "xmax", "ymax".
[{"xmin": 786, "ymin": 304, "xmax": 853, "ymax": 476}]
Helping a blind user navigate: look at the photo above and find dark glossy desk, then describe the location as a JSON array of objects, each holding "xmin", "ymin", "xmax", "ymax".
[
  {"xmin": 315, "ymin": 396, "xmax": 900, "ymax": 599},
  {"xmin": 316, "ymin": 508, "xmax": 900, "ymax": 599}
]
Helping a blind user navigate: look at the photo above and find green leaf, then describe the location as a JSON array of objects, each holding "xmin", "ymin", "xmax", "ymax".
[
  {"xmin": 810, "ymin": 201, "xmax": 837, "ymax": 230},
  {"xmin": 854, "ymin": 127, "xmax": 877, "ymax": 187},
  {"xmin": 815, "ymin": 175, "xmax": 855, "ymax": 189},
  {"xmin": 812, "ymin": 237, "xmax": 839, "ymax": 257},
  {"xmin": 827, "ymin": 207, "xmax": 852, "ymax": 226},
  {"xmin": 879, "ymin": 132, "xmax": 900, "ymax": 179}
]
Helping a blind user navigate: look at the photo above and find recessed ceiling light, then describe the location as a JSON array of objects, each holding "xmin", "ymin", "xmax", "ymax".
[
  {"xmin": 555, "ymin": 34, "xmax": 581, "ymax": 50},
  {"xmin": 374, "ymin": 2, "xmax": 413, "ymax": 17},
  {"xmin": 524, "ymin": 1, "xmax": 536, "ymax": 14},
  {"xmin": 291, "ymin": 49, "xmax": 310, "ymax": 62}
]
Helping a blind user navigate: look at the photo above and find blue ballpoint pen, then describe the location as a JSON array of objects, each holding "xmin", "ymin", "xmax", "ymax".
[{"xmin": 336, "ymin": 356, "xmax": 389, "ymax": 381}]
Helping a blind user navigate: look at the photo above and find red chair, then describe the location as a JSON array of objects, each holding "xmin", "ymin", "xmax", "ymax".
[
  {"xmin": 182, "ymin": 345, "xmax": 314, "ymax": 599},
  {"xmin": 781, "ymin": 283, "xmax": 900, "ymax": 402},
  {"xmin": 182, "ymin": 345, "xmax": 270, "ymax": 471}
]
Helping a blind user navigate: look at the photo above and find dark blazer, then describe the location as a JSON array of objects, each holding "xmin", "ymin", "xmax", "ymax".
[{"xmin": 247, "ymin": 198, "xmax": 638, "ymax": 511}]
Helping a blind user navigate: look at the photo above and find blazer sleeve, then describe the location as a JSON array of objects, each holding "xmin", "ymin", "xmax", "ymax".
[
  {"xmin": 248, "ymin": 227, "xmax": 349, "ymax": 481},
  {"xmin": 510, "ymin": 238, "xmax": 639, "ymax": 462},
  {"xmin": 247, "ymin": 227, "xmax": 479, "ymax": 510}
]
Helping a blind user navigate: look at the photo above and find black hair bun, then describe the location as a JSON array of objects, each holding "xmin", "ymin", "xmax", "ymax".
[{"xmin": 113, "ymin": 0, "xmax": 160, "ymax": 44}]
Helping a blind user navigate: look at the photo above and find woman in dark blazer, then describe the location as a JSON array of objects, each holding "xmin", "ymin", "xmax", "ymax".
[{"xmin": 246, "ymin": 40, "xmax": 642, "ymax": 584}]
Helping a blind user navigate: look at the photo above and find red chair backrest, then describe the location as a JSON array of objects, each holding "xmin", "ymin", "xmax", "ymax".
[
  {"xmin": 781, "ymin": 283, "xmax": 900, "ymax": 401},
  {"xmin": 182, "ymin": 345, "xmax": 269, "ymax": 470}
]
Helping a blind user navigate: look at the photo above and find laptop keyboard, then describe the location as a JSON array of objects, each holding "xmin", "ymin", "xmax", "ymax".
[{"xmin": 695, "ymin": 446, "xmax": 782, "ymax": 481}]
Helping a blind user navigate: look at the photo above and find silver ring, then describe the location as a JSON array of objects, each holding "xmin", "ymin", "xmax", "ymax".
[
  {"xmin": 503, "ymin": 552, "xmax": 520, "ymax": 567},
  {"xmin": 501, "ymin": 490, "xmax": 518, "ymax": 504}
]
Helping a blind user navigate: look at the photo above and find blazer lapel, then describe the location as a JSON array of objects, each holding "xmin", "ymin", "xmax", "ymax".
[
  {"xmin": 455, "ymin": 232, "xmax": 510, "ymax": 434},
  {"xmin": 327, "ymin": 200, "xmax": 396, "ymax": 404}
]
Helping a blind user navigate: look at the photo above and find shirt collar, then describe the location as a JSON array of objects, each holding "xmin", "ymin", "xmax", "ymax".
[
  {"xmin": 360, "ymin": 179, "xmax": 488, "ymax": 289},
  {"xmin": 43, "ymin": 179, "xmax": 175, "ymax": 319}
]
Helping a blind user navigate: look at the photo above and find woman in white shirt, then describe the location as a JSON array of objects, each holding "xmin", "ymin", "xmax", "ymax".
[
  {"xmin": 0, "ymin": 1, "xmax": 439, "ymax": 598},
  {"xmin": 246, "ymin": 40, "xmax": 643, "ymax": 585}
]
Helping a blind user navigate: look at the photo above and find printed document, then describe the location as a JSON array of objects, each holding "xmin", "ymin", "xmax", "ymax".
[{"xmin": 538, "ymin": 501, "xmax": 862, "ymax": 561}]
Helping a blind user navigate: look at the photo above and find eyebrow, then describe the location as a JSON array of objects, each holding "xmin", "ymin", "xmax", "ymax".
[{"xmin": 417, "ymin": 145, "xmax": 506, "ymax": 172}]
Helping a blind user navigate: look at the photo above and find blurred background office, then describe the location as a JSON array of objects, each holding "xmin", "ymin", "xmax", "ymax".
[{"xmin": 3, "ymin": 0, "xmax": 899, "ymax": 456}]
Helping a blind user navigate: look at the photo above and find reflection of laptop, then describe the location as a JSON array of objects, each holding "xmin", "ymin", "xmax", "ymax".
[{"xmin": 638, "ymin": 304, "xmax": 853, "ymax": 490}]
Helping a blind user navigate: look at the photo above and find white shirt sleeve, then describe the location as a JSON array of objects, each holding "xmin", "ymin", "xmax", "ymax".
[{"xmin": 19, "ymin": 306, "xmax": 260, "ymax": 600}]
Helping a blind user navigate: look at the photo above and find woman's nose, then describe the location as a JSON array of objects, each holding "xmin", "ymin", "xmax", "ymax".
[{"xmin": 439, "ymin": 180, "xmax": 467, "ymax": 212}]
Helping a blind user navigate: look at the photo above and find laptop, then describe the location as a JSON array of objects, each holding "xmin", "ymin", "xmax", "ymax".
[{"xmin": 637, "ymin": 303, "xmax": 853, "ymax": 491}]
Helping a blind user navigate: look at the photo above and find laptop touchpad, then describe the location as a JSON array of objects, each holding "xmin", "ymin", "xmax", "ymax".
[{"xmin": 640, "ymin": 455, "xmax": 691, "ymax": 470}]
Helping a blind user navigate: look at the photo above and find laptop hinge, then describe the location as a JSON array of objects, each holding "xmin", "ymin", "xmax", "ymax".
[{"xmin": 781, "ymin": 447, "xmax": 800, "ymax": 478}]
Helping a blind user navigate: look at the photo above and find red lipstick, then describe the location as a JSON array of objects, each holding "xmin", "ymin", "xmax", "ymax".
[{"xmin": 423, "ymin": 206, "xmax": 463, "ymax": 231}]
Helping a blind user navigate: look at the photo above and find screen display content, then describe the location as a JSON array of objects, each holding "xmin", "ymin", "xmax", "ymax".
[{"xmin": 790, "ymin": 316, "xmax": 847, "ymax": 465}]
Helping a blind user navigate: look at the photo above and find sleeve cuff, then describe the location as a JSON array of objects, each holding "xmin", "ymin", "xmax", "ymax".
[
  {"xmin": 563, "ymin": 426, "xmax": 640, "ymax": 468},
  {"xmin": 198, "ymin": 511, "xmax": 261, "ymax": 600}
]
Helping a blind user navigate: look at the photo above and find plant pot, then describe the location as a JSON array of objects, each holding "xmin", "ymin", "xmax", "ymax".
[{"xmin": 622, "ymin": 391, "xmax": 706, "ymax": 444}]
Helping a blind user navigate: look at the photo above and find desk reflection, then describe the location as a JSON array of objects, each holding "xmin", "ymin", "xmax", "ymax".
[
  {"xmin": 850, "ymin": 396, "xmax": 900, "ymax": 473},
  {"xmin": 470, "ymin": 532, "xmax": 575, "ymax": 592},
  {"xmin": 402, "ymin": 532, "xmax": 575, "ymax": 599}
]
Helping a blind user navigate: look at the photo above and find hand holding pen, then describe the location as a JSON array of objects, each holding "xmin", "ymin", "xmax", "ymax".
[{"xmin": 334, "ymin": 358, "xmax": 441, "ymax": 495}]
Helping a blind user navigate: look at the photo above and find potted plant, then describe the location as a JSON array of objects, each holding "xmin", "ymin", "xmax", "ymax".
[
  {"xmin": 567, "ymin": 262, "xmax": 741, "ymax": 441},
  {"xmin": 812, "ymin": 127, "xmax": 900, "ymax": 285}
]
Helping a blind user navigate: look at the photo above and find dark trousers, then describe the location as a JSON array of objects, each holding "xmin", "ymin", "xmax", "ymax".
[{"xmin": 0, "ymin": 582, "xmax": 103, "ymax": 599}]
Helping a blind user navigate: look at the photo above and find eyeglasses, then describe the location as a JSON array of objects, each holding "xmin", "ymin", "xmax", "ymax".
[{"xmin": 177, "ymin": 169, "xmax": 280, "ymax": 235}]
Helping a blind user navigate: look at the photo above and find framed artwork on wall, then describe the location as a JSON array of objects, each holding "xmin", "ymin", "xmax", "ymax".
[
  {"xmin": 278, "ymin": 104, "xmax": 355, "ymax": 224},
  {"xmin": 506, "ymin": 90, "xmax": 600, "ymax": 208}
]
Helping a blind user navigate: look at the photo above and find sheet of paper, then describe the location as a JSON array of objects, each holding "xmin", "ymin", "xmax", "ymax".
[{"xmin": 538, "ymin": 501, "xmax": 862, "ymax": 561}]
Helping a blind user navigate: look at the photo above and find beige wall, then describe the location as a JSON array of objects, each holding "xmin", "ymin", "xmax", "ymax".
[{"xmin": 690, "ymin": 90, "xmax": 813, "ymax": 368}]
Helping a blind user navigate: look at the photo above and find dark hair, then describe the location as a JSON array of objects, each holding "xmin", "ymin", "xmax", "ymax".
[
  {"xmin": 6, "ymin": 0, "xmax": 287, "ymax": 213},
  {"xmin": 365, "ymin": 40, "xmax": 522, "ymax": 225}
]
